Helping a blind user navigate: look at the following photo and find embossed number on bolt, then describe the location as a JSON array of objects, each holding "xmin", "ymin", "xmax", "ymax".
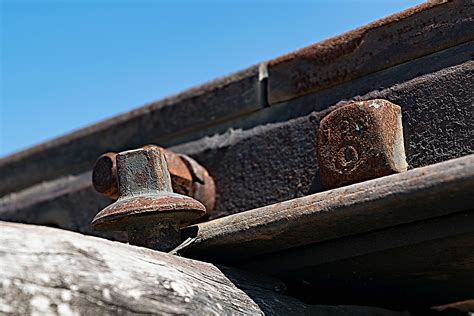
[{"xmin": 317, "ymin": 99, "xmax": 407, "ymax": 189}]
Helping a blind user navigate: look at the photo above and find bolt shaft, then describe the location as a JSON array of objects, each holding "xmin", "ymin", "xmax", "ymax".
[
  {"xmin": 127, "ymin": 221, "xmax": 181, "ymax": 252},
  {"xmin": 118, "ymin": 148, "xmax": 181, "ymax": 251}
]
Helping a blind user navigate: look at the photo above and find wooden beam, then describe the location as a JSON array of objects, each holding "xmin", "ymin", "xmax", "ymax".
[
  {"xmin": 0, "ymin": 221, "xmax": 404, "ymax": 315},
  {"xmin": 181, "ymin": 155, "xmax": 474, "ymax": 262}
]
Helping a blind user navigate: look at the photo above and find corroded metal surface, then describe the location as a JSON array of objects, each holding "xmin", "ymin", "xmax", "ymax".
[
  {"xmin": 92, "ymin": 152, "xmax": 119, "ymax": 199},
  {"xmin": 317, "ymin": 99, "xmax": 407, "ymax": 189},
  {"xmin": 180, "ymin": 154, "xmax": 216, "ymax": 215},
  {"xmin": 92, "ymin": 147, "xmax": 205, "ymax": 251},
  {"xmin": 0, "ymin": 66, "xmax": 262, "ymax": 197},
  {"xmin": 92, "ymin": 145, "xmax": 216, "ymax": 214},
  {"xmin": 181, "ymin": 155, "xmax": 474, "ymax": 262},
  {"xmin": 1, "ymin": 1, "xmax": 472, "ymax": 198},
  {"xmin": 162, "ymin": 147, "xmax": 194, "ymax": 196},
  {"xmin": 127, "ymin": 221, "xmax": 181, "ymax": 252},
  {"xmin": 92, "ymin": 194, "xmax": 205, "ymax": 230},
  {"xmin": 244, "ymin": 210, "xmax": 474, "ymax": 309},
  {"xmin": 0, "ymin": 61, "xmax": 471, "ymax": 234},
  {"xmin": 267, "ymin": 0, "xmax": 473, "ymax": 104}
]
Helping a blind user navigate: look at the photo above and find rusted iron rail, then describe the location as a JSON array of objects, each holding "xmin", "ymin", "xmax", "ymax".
[
  {"xmin": 0, "ymin": 2, "xmax": 472, "ymax": 312},
  {"xmin": 181, "ymin": 154, "xmax": 474, "ymax": 262},
  {"xmin": 245, "ymin": 209, "xmax": 474, "ymax": 309},
  {"xmin": 267, "ymin": 0, "xmax": 473, "ymax": 104},
  {"xmin": 0, "ymin": 0, "xmax": 471, "ymax": 198},
  {"xmin": 1, "ymin": 60, "xmax": 471, "ymax": 232}
]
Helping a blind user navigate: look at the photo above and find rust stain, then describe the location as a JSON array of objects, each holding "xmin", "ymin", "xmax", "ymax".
[
  {"xmin": 91, "ymin": 145, "xmax": 216, "ymax": 215},
  {"xmin": 268, "ymin": 1, "xmax": 448, "ymax": 68},
  {"xmin": 92, "ymin": 147, "xmax": 206, "ymax": 234},
  {"xmin": 92, "ymin": 194, "xmax": 206, "ymax": 230},
  {"xmin": 267, "ymin": 0, "xmax": 455, "ymax": 98},
  {"xmin": 316, "ymin": 99, "xmax": 407, "ymax": 189},
  {"xmin": 92, "ymin": 152, "xmax": 118, "ymax": 199}
]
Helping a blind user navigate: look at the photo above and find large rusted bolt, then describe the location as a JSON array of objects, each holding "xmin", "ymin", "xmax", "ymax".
[
  {"xmin": 317, "ymin": 99, "xmax": 407, "ymax": 189},
  {"xmin": 93, "ymin": 146, "xmax": 216, "ymax": 213},
  {"xmin": 91, "ymin": 146, "xmax": 206, "ymax": 252}
]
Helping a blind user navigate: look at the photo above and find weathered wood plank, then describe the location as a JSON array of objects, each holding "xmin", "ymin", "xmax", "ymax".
[
  {"xmin": 0, "ymin": 221, "xmax": 405, "ymax": 315},
  {"xmin": 267, "ymin": 0, "xmax": 473, "ymax": 104},
  {"xmin": 0, "ymin": 172, "xmax": 126, "ymax": 241},
  {"xmin": 242, "ymin": 210, "xmax": 474, "ymax": 309},
  {"xmin": 181, "ymin": 155, "xmax": 474, "ymax": 262}
]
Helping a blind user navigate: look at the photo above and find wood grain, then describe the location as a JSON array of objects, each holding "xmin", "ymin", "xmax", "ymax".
[{"xmin": 0, "ymin": 221, "xmax": 405, "ymax": 315}]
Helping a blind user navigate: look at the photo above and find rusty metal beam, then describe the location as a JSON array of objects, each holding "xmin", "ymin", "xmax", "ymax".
[
  {"xmin": 0, "ymin": 1, "xmax": 472, "ymax": 198},
  {"xmin": 0, "ymin": 66, "xmax": 263, "ymax": 197},
  {"xmin": 181, "ymin": 155, "xmax": 474, "ymax": 263},
  {"xmin": 0, "ymin": 60, "xmax": 472, "ymax": 237},
  {"xmin": 267, "ymin": 0, "xmax": 473, "ymax": 104}
]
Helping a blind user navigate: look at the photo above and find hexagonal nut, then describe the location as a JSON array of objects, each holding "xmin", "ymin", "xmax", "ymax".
[
  {"xmin": 93, "ymin": 146, "xmax": 195, "ymax": 200},
  {"xmin": 317, "ymin": 99, "xmax": 407, "ymax": 189}
]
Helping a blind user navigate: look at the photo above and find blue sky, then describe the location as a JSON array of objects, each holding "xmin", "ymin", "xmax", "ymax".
[{"xmin": 0, "ymin": 0, "xmax": 423, "ymax": 157}]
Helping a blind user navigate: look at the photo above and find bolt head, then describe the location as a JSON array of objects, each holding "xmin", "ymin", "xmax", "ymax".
[
  {"xmin": 91, "ymin": 147, "xmax": 205, "ymax": 231},
  {"xmin": 92, "ymin": 152, "xmax": 119, "ymax": 199},
  {"xmin": 92, "ymin": 146, "xmax": 199, "ymax": 200},
  {"xmin": 317, "ymin": 99, "xmax": 407, "ymax": 189},
  {"xmin": 92, "ymin": 192, "xmax": 206, "ymax": 231}
]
